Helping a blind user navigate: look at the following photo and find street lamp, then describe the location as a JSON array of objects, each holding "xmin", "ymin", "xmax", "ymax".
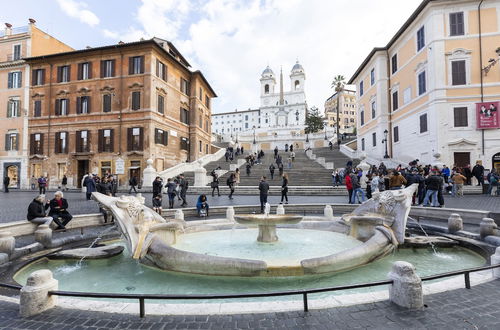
[
  {"xmin": 482, "ymin": 47, "xmax": 500, "ymax": 76},
  {"xmin": 235, "ymin": 132, "xmax": 238, "ymax": 144},
  {"xmin": 253, "ymin": 126, "xmax": 256, "ymax": 145},
  {"xmin": 382, "ymin": 129, "xmax": 389, "ymax": 159},
  {"xmin": 324, "ymin": 125, "xmax": 328, "ymax": 140},
  {"xmin": 295, "ymin": 110, "xmax": 299, "ymax": 126},
  {"xmin": 305, "ymin": 132, "xmax": 309, "ymax": 143}
]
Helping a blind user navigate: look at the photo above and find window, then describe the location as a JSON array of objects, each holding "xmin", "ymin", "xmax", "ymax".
[
  {"xmin": 76, "ymin": 96, "xmax": 91, "ymax": 114},
  {"xmin": 57, "ymin": 65, "xmax": 70, "ymax": 83},
  {"xmin": 206, "ymin": 144, "xmax": 209, "ymax": 154},
  {"xmin": 7, "ymin": 99, "xmax": 20, "ymax": 117},
  {"xmin": 131, "ymin": 91, "xmax": 141, "ymax": 110},
  {"xmin": 371, "ymin": 101, "xmax": 376, "ymax": 119},
  {"xmin": 418, "ymin": 71, "xmax": 426, "ymax": 95},
  {"xmin": 129, "ymin": 56, "xmax": 144, "ymax": 75},
  {"xmin": 199, "ymin": 87, "xmax": 203, "ymax": 101},
  {"xmin": 451, "ymin": 60, "xmax": 466, "ymax": 85},
  {"xmin": 450, "ymin": 12, "xmax": 464, "ymax": 36},
  {"xmin": 100, "ymin": 161, "xmax": 112, "ymax": 177},
  {"xmin": 155, "ymin": 128, "xmax": 168, "ymax": 146},
  {"xmin": 419, "ymin": 113, "xmax": 428, "ymax": 133},
  {"xmin": 372, "ymin": 132, "xmax": 377, "ymax": 147},
  {"xmin": 157, "ymin": 95, "xmax": 164, "ymax": 114},
  {"xmin": 391, "ymin": 54, "xmax": 398, "ymax": 74},
  {"xmin": 55, "ymin": 132, "xmax": 68, "ymax": 154},
  {"xmin": 5, "ymin": 132, "xmax": 18, "ymax": 151},
  {"xmin": 370, "ymin": 68, "xmax": 375, "ymax": 85},
  {"xmin": 180, "ymin": 108, "xmax": 189, "ymax": 124},
  {"xmin": 78, "ymin": 62, "xmax": 92, "ymax": 80},
  {"xmin": 361, "ymin": 138, "xmax": 365, "ymax": 151},
  {"xmin": 8, "ymin": 71, "xmax": 22, "ymax": 88},
  {"xmin": 205, "ymin": 120, "xmax": 209, "ymax": 131},
  {"xmin": 127, "ymin": 127, "xmax": 143, "ymax": 151},
  {"xmin": 359, "ymin": 81, "xmax": 364, "ymax": 96},
  {"xmin": 245, "ymin": 123, "xmax": 248, "ymax": 129},
  {"xmin": 76, "ymin": 130, "xmax": 90, "ymax": 152},
  {"xmin": 295, "ymin": 80, "xmax": 300, "ymax": 90},
  {"xmin": 103, "ymin": 94, "xmax": 112, "ymax": 113},
  {"xmin": 360, "ymin": 110, "xmax": 365, "ymax": 126},
  {"xmin": 156, "ymin": 60, "xmax": 166, "ymax": 80},
  {"xmin": 403, "ymin": 87, "xmax": 412, "ymax": 104},
  {"xmin": 100, "ymin": 60, "xmax": 115, "ymax": 78},
  {"xmin": 55, "ymin": 99, "xmax": 69, "ymax": 116},
  {"xmin": 205, "ymin": 95, "xmax": 210, "ymax": 108},
  {"xmin": 180, "ymin": 137, "xmax": 189, "ymax": 150},
  {"xmin": 30, "ymin": 133, "xmax": 44, "ymax": 155},
  {"xmin": 13, "ymin": 44, "xmax": 21, "ymax": 60},
  {"xmin": 417, "ymin": 26, "xmax": 425, "ymax": 51},
  {"xmin": 180, "ymin": 78, "xmax": 190, "ymax": 95},
  {"xmin": 453, "ymin": 107, "xmax": 468, "ymax": 127},
  {"xmin": 245, "ymin": 115, "xmax": 248, "ymax": 121},
  {"xmin": 392, "ymin": 91, "xmax": 399, "ymax": 111},
  {"xmin": 264, "ymin": 84, "xmax": 269, "ymax": 94},
  {"xmin": 98, "ymin": 129, "xmax": 114, "ymax": 152},
  {"xmin": 199, "ymin": 140, "xmax": 202, "ymax": 153},
  {"xmin": 34, "ymin": 100, "xmax": 42, "ymax": 117},
  {"xmin": 32, "ymin": 69, "xmax": 45, "ymax": 86},
  {"xmin": 393, "ymin": 126, "xmax": 399, "ymax": 142}
]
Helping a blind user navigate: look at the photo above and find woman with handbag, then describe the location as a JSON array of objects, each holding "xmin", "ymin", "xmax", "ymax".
[
  {"xmin": 280, "ymin": 173, "xmax": 289, "ymax": 204},
  {"xmin": 211, "ymin": 171, "xmax": 220, "ymax": 197}
]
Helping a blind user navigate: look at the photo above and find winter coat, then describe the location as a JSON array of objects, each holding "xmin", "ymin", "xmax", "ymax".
[
  {"xmin": 47, "ymin": 198, "xmax": 71, "ymax": 216},
  {"xmin": 153, "ymin": 180, "xmax": 163, "ymax": 196},
  {"xmin": 84, "ymin": 177, "xmax": 96, "ymax": 193},
  {"xmin": 345, "ymin": 174, "xmax": 353, "ymax": 190},
  {"xmin": 259, "ymin": 181, "xmax": 270, "ymax": 195},
  {"xmin": 27, "ymin": 199, "xmax": 49, "ymax": 220},
  {"xmin": 425, "ymin": 175, "xmax": 443, "ymax": 191}
]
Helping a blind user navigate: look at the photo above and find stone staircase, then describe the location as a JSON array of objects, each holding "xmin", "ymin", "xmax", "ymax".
[{"xmin": 311, "ymin": 147, "xmax": 360, "ymax": 169}]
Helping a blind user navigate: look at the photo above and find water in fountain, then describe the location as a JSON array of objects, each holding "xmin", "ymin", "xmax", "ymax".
[
  {"xmin": 77, "ymin": 225, "xmax": 117, "ymax": 267},
  {"xmin": 264, "ymin": 202, "xmax": 271, "ymax": 217},
  {"xmin": 408, "ymin": 216, "xmax": 438, "ymax": 254}
]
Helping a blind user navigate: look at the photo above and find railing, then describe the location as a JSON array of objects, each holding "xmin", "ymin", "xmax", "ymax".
[{"xmin": 2, "ymin": 263, "xmax": 499, "ymax": 318}]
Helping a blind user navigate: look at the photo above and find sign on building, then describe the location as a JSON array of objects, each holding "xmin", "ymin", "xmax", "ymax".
[
  {"xmin": 115, "ymin": 158, "xmax": 125, "ymax": 174},
  {"xmin": 476, "ymin": 102, "xmax": 499, "ymax": 129}
]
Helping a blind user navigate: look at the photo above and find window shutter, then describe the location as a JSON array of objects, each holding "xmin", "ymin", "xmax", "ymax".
[
  {"xmin": 129, "ymin": 57, "xmax": 134, "ymax": 75},
  {"xmin": 140, "ymin": 56, "xmax": 145, "ymax": 74},
  {"xmin": 55, "ymin": 99, "xmax": 60, "ymax": 116},
  {"xmin": 30, "ymin": 134, "xmax": 35, "ymax": 154},
  {"xmin": 87, "ymin": 131, "xmax": 91, "ymax": 152},
  {"xmin": 8, "ymin": 73, "xmax": 13, "ymax": 88},
  {"xmin": 40, "ymin": 134, "xmax": 44, "ymax": 155},
  {"xmin": 98, "ymin": 129, "xmax": 103, "ymax": 152},
  {"xmin": 18, "ymin": 72, "xmax": 22, "ymax": 88},
  {"xmin": 57, "ymin": 66, "xmax": 62, "ymax": 83},
  {"xmin": 16, "ymin": 100, "xmax": 21, "ymax": 117},
  {"xmin": 164, "ymin": 64, "xmax": 167, "ymax": 81},
  {"xmin": 100, "ymin": 61, "xmax": 105, "ymax": 78},
  {"xmin": 40, "ymin": 69, "xmax": 45, "ymax": 85},
  {"xmin": 154, "ymin": 129, "xmax": 159, "ymax": 144},
  {"xmin": 67, "ymin": 66, "xmax": 71, "ymax": 82},
  {"xmin": 450, "ymin": 13, "xmax": 456, "ymax": 35},
  {"xmin": 453, "ymin": 108, "xmax": 460, "ymax": 127},
  {"xmin": 109, "ymin": 129, "xmax": 114, "ymax": 152},
  {"xmin": 55, "ymin": 132, "xmax": 60, "ymax": 153},
  {"xmin": 33, "ymin": 100, "xmax": 41, "ymax": 117},
  {"xmin": 32, "ymin": 70, "xmax": 36, "ymax": 85},
  {"xmin": 4, "ymin": 134, "xmax": 9, "ymax": 151},
  {"xmin": 78, "ymin": 63, "xmax": 83, "ymax": 80},
  {"xmin": 14, "ymin": 133, "xmax": 19, "ymax": 150},
  {"xmin": 139, "ymin": 127, "xmax": 144, "ymax": 150},
  {"xmin": 127, "ymin": 128, "xmax": 133, "ymax": 151},
  {"xmin": 7, "ymin": 101, "xmax": 11, "ymax": 118},
  {"xmin": 163, "ymin": 131, "xmax": 168, "ymax": 145},
  {"xmin": 64, "ymin": 131, "xmax": 68, "ymax": 153},
  {"xmin": 87, "ymin": 96, "xmax": 91, "ymax": 113},
  {"xmin": 75, "ymin": 131, "xmax": 80, "ymax": 152},
  {"xmin": 76, "ymin": 96, "xmax": 82, "ymax": 114},
  {"xmin": 87, "ymin": 62, "xmax": 93, "ymax": 79},
  {"xmin": 66, "ymin": 99, "xmax": 70, "ymax": 115},
  {"xmin": 111, "ymin": 60, "xmax": 115, "ymax": 77},
  {"xmin": 156, "ymin": 59, "xmax": 159, "ymax": 77}
]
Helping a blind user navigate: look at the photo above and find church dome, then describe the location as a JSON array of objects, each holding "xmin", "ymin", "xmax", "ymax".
[
  {"xmin": 262, "ymin": 66, "xmax": 274, "ymax": 78},
  {"xmin": 291, "ymin": 61, "xmax": 304, "ymax": 74}
]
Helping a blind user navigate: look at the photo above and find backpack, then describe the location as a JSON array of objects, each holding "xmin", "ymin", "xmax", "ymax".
[{"xmin": 490, "ymin": 174, "xmax": 498, "ymax": 185}]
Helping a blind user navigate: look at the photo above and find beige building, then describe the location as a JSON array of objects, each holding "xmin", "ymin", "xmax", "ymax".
[
  {"xmin": 349, "ymin": 0, "xmax": 500, "ymax": 171},
  {"xmin": 324, "ymin": 89, "xmax": 357, "ymax": 134},
  {"xmin": 0, "ymin": 20, "xmax": 72, "ymax": 189}
]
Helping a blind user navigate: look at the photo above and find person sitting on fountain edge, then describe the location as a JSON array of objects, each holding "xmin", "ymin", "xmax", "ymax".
[
  {"xmin": 196, "ymin": 194, "xmax": 209, "ymax": 217},
  {"xmin": 27, "ymin": 194, "xmax": 53, "ymax": 226},
  {"xmin": 47, "ymin": 191, "xmax": 73, "ymax": 230},
  {"xmin": 152, "ymin": 194, "xmax": 163, "ymax": 215}
]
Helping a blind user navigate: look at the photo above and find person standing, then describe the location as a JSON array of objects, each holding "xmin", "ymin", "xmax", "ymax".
[
  {"xmin": 371, "ymin": 172, "xmax": 380, "ymax": 194},
  {"xmin": 3, "ymin": 175, "xmax": 10, "ymax": 193},
  {"xmin": 30, "ymin": 175, "xmax": 37, "ymax": 190},
  {"xmin": 472, "ymin": 161, "xmax": 485, "ymax": 186},
  {"xmin": 441, "ymin": 166, "xmax": 450, "ymax": 184},
  {"xmin": 211, "ymin": 171, "xmax": 220, "ymax": 197},
  {"xmin": 258, "ymin": 176, "xmax": 270, "ymax": 213},
  {"xmin": 84, "ymin": 175, "xmax": 96, "ymax": 200},
  {"xmin": 38, "ymin": 176, "xmax": 47, "ymax": 194},
  {"xmin": 389, "ymin": 171, "xmax": 407, "ymax": 190},
  {"xmin": 423, "ymin": 171, "xmax": 442, "ymax": 207},
  {"xmin": 61, "ymin": 175, "xmax": 68, "ymax": 191},
  {"xmin": 278, "ymin": 162, "xmax": 284, "ymax": 177},
  {"xmin": 152, "ymin": 194, "xmax": 163, "ymax": 214},
  {"xmin": 179, "ymin": 174, "xmax": 189, "ymax": 207},
  {"xmin": 329, "ymin": 141, "xmax": 333, "ymax": 150},
  {"xmin": 269, "ymin": 163, "xmax": 275, "ymax": 180},
  {"xmin": 246, "ymin": 163, "xmax": 251, "ymax": 176},
  {"xmin": 108, "ymin": 175, "xmax": 118, "ymax": 196},
  {"xmin": 227, "ymin": 172, "xmax": 235, "ymax": 199},
  {"xmin": 290, "ymin": 144, "xmax": 294, "ymax": 152},
  {"xmin": 274, "ymin": 146, "xmax": 279, "ymax": 159},
  {"xmin": 345, "ymin": 171, "xmax": 353, "ymax": 203},
  {"xmin": 451, "ymin": 170, "xmax": 466, "ymax": 197},
  {"xmin": 463, "ymin": 165, "xmax": 473, "ymax": 185},
  {"xmin": 128, "ymin": 175, "xmax": 138, "ymax": 194},
  {"xmin": 287, "ymin": 157, "xmax": 292, "ymax": 169},
  {"xmin": 152, "ymin": 176, "xmax": 163, "ymax": 197},
  {"xmin": 290, "ymin": 151, "xmax": 295, "ymax": 162},
  {"xmin": 350, "ymin": 173, "xmax": 365, "ymax": 204},
  {"xmin": 280, "ymin": 173, "xmax": 289, "ymax": 204},
  {"xmin": 235, "ymin": 168, "xmax": 240, "ymax": 186},
  {"xmin": 165, "ymin": 178, "xmax": 177, "ymax": 208}
]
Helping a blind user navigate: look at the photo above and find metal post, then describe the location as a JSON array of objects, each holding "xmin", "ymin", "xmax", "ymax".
[
  {"xmin": 302, "ymin": 293, "xmax": 309, "ymax": 312},
  {"xmin": 139, "ymin": 298, "xmax": 145, "ymax": 318},
  {"xmin": 464, "ymin": 272, "xmax": 471, "ymax": 289}
]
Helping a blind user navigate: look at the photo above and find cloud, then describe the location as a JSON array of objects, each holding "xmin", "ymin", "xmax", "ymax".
[{"xmin": 56, "ymin": 0, "xmax": 100, "ymax": 27}]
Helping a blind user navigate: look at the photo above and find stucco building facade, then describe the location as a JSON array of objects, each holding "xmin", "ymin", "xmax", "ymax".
[{"xmin": 324, "ymin": 89, "xmax": 357, "ymax": 134}]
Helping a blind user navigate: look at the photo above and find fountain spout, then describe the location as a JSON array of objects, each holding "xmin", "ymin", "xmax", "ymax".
[{"xmin": 264, "ymin": 203, "xmax": 271, "ymax": 217}]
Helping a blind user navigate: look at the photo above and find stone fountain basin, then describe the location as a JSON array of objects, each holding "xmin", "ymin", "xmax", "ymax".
[{"xmin": 233, "ymin": 214, "xmax": 303, "ymax": 226}]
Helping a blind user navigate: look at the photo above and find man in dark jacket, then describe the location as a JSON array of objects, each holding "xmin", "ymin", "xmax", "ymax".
[
  {"xmin": 258, "ymin": 176, "xmax": 270, "ymax": 213},
  {"xmin": 269, "ymin": 164, "xmax": 275, "ymax": 180},
  {"xmin": 423, "ymin": 172, "xmax": 443, "ymax": 207},
  {"xmin": 3, "ymin": 175, "xmax": 10, "ymax": 193},
  {"xmin": 108, "ymin": 175, "xmax": 118, "ymax": 196},
  {"xmin": 472, "ymin": 162, "xmax": 485, "ymax": 186},
  {"xmin": 84, "ymin": 175, "xmax": 96, "ymax": 200},
  {"xmin": 152, "ymin": 176, "xmax": 163, "ymax": 197},
  {"xmin": 179, "ymin": 174, "xmax": 188, "ymax": 207},
  {"xmin": 27, "ymin": 195, "xmax": 53, "ymax": 226},
  {"xmin": 128, "ymin": 175, "xmax": 138, "ymax": 194},
  {"xmin": 47, "ymin": 191, "xmax": 73, "ymax": 230}
]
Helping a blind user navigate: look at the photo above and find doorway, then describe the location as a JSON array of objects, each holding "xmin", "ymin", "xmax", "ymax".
[
  {"xmin": 454, "ymin": 152, "xmax": 471, "ymax": 168},
  {"xmin": 4, "ymin": 163, "xmax": 20, "ymax": 188},
  {"xmin": 77, "ymin": 160, "xmax": 89, "ymax": 188},
  {"xmin": 129, "ymin": 160, "xmax": 141, "ymax": 185}
]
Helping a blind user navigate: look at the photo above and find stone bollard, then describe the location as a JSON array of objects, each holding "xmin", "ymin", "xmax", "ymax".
[
  {"xmin": 276, "ymin": 204, "xmax": 285, "ymax": 215},
  {"xmin": 136, "ymin": 193, "xmax": 145, "ymax": 205},
  {"xmin": 491, "ymin": 247, "xmax": 500, "ymax": 279},
  {"xmin": 174, "ymin": 209, "xmax": 184, "ymax": 222},
  {"xmin": 226, "ymin": 206, "xmax": 235, "ymax": 222},
  {"xmin": 20, "ymin": 269, "xmax": 58, "ymax": 317},
  {"xmin": 34, "ymin": 225, "xmax": 52, "ymax": 248},
  {"xmin": 388, "ymin": 261, "xmax": 423, "ymax": 309},
  {"xmin": 324, "ymin": 205, "xmax": 334, "ymax": 221},
  {"xmin": 480, "ymin": 218, "xmax": 497, "ymax": 239},
  {"xmin": 0, "ymin": 232, "xmax": 15, "ymax": 258},
  {"xmin": 0, "ymin": 253, "xmax": 8, "ymax": 265},
  {"xmin": 447, "ymin": 213, "xmax": 463, "ymax": 233}
]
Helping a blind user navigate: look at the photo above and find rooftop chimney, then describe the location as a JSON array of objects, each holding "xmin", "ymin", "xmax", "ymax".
[
  {"xmin": 4, "ymin": 23, "xmax": 12, "ymax": 36},
  {"xmin": 28, "ymin": 18, "xmax": 36, "ymax": 24},
  {"xmin": 118, "ymin": 41, "xmax": 124, "ymax": 44},
  {"xmin": 85, "ymin": 46, "xmax": 92, "ymax": 49}
]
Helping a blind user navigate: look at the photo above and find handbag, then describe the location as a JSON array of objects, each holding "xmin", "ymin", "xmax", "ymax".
[{"xmin": 210, "ymin": 182, "xmax": 217, "ymax": 188}]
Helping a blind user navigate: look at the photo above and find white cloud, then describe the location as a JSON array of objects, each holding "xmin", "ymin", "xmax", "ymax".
[{"xmin": 56, "ymin": 0, "xmax": 100, "ymax": 27}]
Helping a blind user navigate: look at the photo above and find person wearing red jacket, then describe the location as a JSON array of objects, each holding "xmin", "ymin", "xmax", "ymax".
[{"xmin": 345, "ymin": 171, "xmax": 353, "ymax": 204}]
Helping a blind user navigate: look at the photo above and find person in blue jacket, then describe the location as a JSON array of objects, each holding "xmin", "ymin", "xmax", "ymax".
[{"xmin": 196, "ymin": 194, "xmax": 209, "ymax": 217}]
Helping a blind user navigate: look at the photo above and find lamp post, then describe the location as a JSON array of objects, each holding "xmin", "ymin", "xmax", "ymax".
[
  {"xmin": 253, "ymin": 126, "xmax": 256, "ymax": 145},
  {"xmin": 324, "ymin": 125, "xmax": 328, "ymax": 140},
  {"xmin": 295, "ymin": 110, "xmax": 299, "ymax": 126},
  {"xmin": 482, "ymin": 47, "xmax": 500, "ymax": 75},
  {"xmin": 305, "ymin": 132, "xmax": 309, "ymax": 143},
  {"xmin": 382, "ymin": 129, "xmax": 389, "ymax": 159}
]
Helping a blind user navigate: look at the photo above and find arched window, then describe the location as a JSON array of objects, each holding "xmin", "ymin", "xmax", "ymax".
[
  {"xmin": 294, "ymin": 80, "xmax": 300, "ymax": 90},
  {"xmin": 264, "ymin": 84, "xmax": 269, "ymax": 94}
]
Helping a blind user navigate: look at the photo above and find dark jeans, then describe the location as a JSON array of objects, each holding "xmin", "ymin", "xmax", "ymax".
[
  {"xmin": 212, "ymin": 186, "xmax": 220, "ymax": 196},
  {"xmin": 260, "ymin": 194, "xmax": 268, "ymax": 213},
  {"xmin": 270, "ymin": 172, "xmax": 274, "ymax": 180},
  {"xmin": 348, "ymin": 189, "xmax": 353, "ymax": 204},
  {"xmin": 180, "ymin": 190, "xmax": 187, "ymax": 205},
  {"xmin": 281, "ymin": 189, "xmax": 288, "ymax": 203},
  {"xmin": 228, "ymin": 185, "xmax": 234, "ymax": 199},
  {"xmin": 128, "ymin": 185, "xmax": 138, "ymax": 194},
  {"xmin": 86, "ymin": 192, "xmax": 92, "ymax": 200},
  {"xmin": 39, "ymin": 186, "xmax": 46, "ymax": 194},
  {"xmin": 476, "ymin": 175, "xmax": 484, "ymax": 186},
  {"xmin": 3, "ymin": 184, "xmax": 8, "ymax": 193},
  {"xmin": 51, "ymin": 213, "xmax": 73, "ymax": 228}
]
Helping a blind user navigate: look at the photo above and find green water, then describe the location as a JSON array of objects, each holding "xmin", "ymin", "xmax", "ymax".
[{"xmin": 14, "ymin": 240, "xmax": 485, "ymax": 303}]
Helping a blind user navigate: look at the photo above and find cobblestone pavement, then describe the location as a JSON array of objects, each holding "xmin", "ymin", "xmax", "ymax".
[
  {"xmin": 0, "ymin": 190, "xmax": 499, "ymax": 223},
  {"xmin": 1, "ymin": 279, "xmax": 500, "ymax": 329}
]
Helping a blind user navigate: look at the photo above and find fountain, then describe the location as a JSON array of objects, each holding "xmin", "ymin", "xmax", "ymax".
[{"xmin": 234, "ymin": 203, "xmax": 302, "ymax": 243}]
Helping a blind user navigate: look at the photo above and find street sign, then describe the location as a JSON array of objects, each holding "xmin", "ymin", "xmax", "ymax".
[{"xmin": 115, "ymin": 158, "xmax": 125, "ymax": 174}]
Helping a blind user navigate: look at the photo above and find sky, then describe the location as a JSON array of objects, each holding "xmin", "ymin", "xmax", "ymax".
[{"xmin": 2, "ymin": 0, "xmax": 422, "ymax": 114}]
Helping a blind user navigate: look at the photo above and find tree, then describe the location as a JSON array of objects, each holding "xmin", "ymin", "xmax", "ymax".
[
  {"xmin": 304, "ymin": 106, "xmax": 325, "ymax": 134},
  {"xmin": 331, "ymin": 75, "xmax": 346, "ymax": 147}
]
